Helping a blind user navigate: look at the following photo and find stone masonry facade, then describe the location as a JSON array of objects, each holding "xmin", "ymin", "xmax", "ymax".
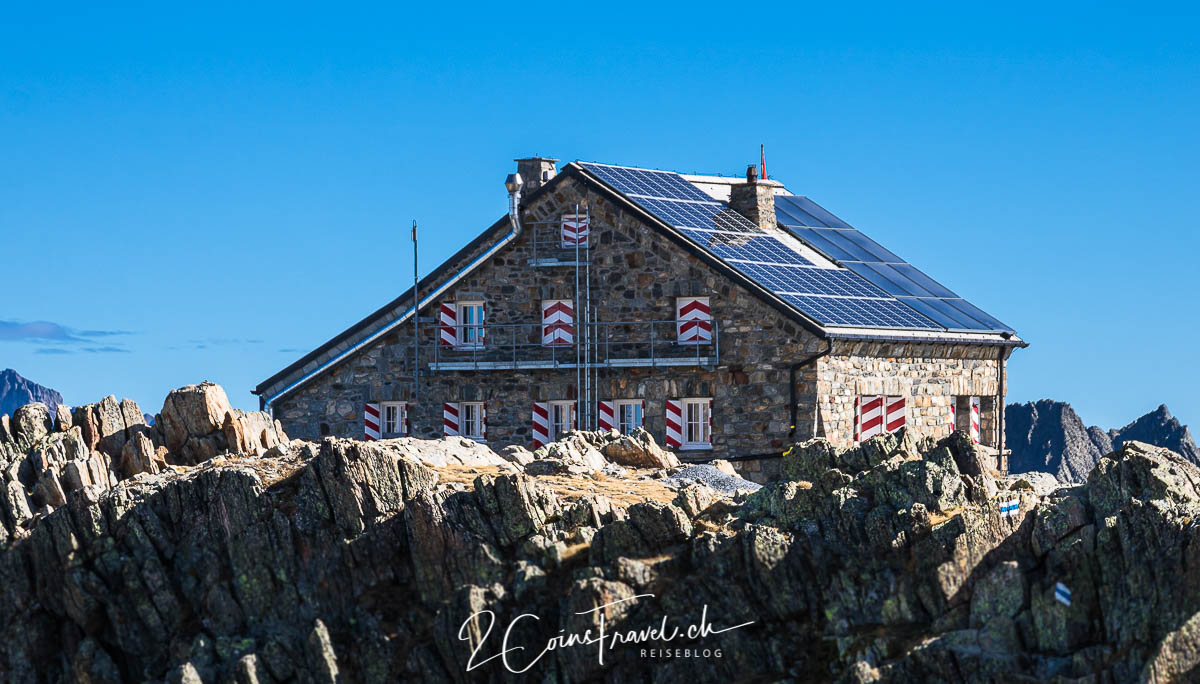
[{"xmin": 266, "ymin": 169, "xmax": 1010, "ymax": 480}]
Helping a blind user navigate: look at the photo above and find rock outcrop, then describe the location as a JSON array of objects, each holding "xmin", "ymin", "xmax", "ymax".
[{"xmin": 3, "ymin": 383, "xmax": 1200, "ymax": 682}]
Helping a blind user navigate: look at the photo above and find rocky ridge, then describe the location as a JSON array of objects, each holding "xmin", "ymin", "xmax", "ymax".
[
  {"xmin": 0, "ymin": 368, "xmax": 63, "ymax": 422},
  {"xmin": 1, "ymin": 384, "xmax": 1199, "ymax": 681},
  {"xmin": 1007, "ymin": 399, "xmax": 1199, "ymax": 482}
]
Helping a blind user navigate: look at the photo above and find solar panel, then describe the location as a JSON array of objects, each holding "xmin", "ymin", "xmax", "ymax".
[
  {"xmin": 679, "ymin": 229, "xmax": 812, "ymax": 265},
  {"xmin": 578, "ymin": 161, "xmax": 962, "ymax": 331},
  {"xmin": 775, "ymin": 195, "xmax": 1014, "ymax": 333}
]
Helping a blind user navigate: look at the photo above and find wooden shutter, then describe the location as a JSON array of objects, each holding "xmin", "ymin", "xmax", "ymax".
[
  {"xmin": 443, "ymin": 403, "xmax": 459, "ymax": 436},
  {"xmin": 532, "ymin": 402, "xmax": 549, "ymax": 448},
  {"xmin": 665, "ymin": 399, "xmax": 682, "ymax": 448},
  {"xmin": 364, "ymin": 403, "xmax": 380, "ymax": 441},
  {"xmin": 541, "ymin": 300, "xmax": 574, "ymax": 346},
  {"xmin": 598, "ymin": 400, "xmax": 615, "ymax": 431},
  {"xmin": 439, "ymin": 303, "xmax": 457, "ymax": 346},
  {"xmin": 676, "ymin": 297, "xmax": 712, "ymax": 344}
]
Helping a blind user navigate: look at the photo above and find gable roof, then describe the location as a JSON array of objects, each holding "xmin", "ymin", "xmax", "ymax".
[
  {"xmin": 256, "ymin": 160, "xmax": 1023, "ymax": 408},
  {"xmin": 576, "ymin": 162, "xmax": 1017, "ymax": 336}
]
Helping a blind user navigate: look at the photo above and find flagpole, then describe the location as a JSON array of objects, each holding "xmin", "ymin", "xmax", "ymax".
[{"xmin": 412, "ymin": 219, "xmax": 419, "ymax": 432}]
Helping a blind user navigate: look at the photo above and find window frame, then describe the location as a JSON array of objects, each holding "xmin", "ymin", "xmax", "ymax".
[
  {"xmin": 548, "ymin": 400, "xmax": 575, "ymax": 440},
  {"xmin": 456, "ymin": 300, "xmax": 486, "ymax": 348},
  {"xmin": 461, "ymin": 401, "xmax": 486, "ymax": 441},
  {"xmin": 381, "ymin": 401, "xmax": 407, "ymax": 438},
  {"xmin": 681, "ymin": 397, "xmax": 712, "ymax": 450},
  {"xmin": 614, "ymin": 399, "xmax": 643, "ymax": 435}
]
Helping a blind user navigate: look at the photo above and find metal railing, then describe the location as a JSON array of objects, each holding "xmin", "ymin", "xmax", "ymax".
[
  {"xmin": 524, "ymin": 218, "xmax": 592, "ymax": 266},
  {"xmin": 429, "ymin": 319, "xmax": 719, "ymax": 370}
]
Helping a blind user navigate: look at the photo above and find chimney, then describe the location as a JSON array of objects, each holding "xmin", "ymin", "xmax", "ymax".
[
  {"xmin": 728, "ymin": 164, "xmax": 776, "ymax": 232},
  {"xmin": 514, "ymin": 157, "xmax": 559, "ymax": 192}
]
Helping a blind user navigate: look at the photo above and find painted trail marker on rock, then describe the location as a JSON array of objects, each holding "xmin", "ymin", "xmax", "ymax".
[
  {"xmin": 999, "ymin": 498, "xmax": 1020, "ymax": 518},
  {"xmin": 1055, "ymin": 582, "xmax": 1072, "ymax": 606}
]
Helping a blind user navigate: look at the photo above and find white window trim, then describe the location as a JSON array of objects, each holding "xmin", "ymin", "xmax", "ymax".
[
  {"xmin": 681, "ymin": 397, "xmax": 713, "ymax": 450},
  {"xmin": 548, "ymin": 400, "xmax": 576, "ymax": 440},
  {"xmin": 614, "ymin": 399, "xmax": 643, "ymax": 435},
  {"xmin": 381, "ymin": 401, "xmax": 408, "ymax": 437},
  {"xmin": 461, "ymin": 401, "xmax": 486, "ymax": 441},
  {"xmin": 456, "ymin": 301, "xmax": 486, "ymax": 349}
]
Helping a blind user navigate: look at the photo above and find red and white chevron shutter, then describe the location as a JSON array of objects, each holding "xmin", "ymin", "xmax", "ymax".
[
  {"xmin": 856, "ymin": 396, "xmax": 885, "ymax": 442},
  {"xmin": 950, "ymin": 397, "xmax": 957, "ymax": 433},
  {"xmin": 665, "ymin": 399, "xmax": 683, "ymax": 448},
  {"xmin": 561, "ymin": 214, "xmax": 590, "ymax": 248},
  {"xmin": 439, "ymin": 303, "xmax": 457, "ymax": 347},
  {"xmin": 532, "ymin": 402, "xmax": 550, "ymax": 448},
  {"xmin": 598, "ymin": 400, "xmax": 615, "ymax": 431},
  {"xmin": 708, "ymin": 398, "xmax": 713, "ymax": 443},
  {"xmin": 541, "ymin": 300, "xmax": 574, "ymax": 346},
  {"xmin": 885, "ymin": 397, "xmax": 906, "ymax": 432},
  {"xmin": 364, "ymin": 403, "xmax": 381, "ymax": 441},
  {"xmin": 969, "ymin": 397, "xmax": 981, "ymax": 444},
  {"xmin": 676, "ymin": 297, "xmax": 712, "ymax": 344},
  {"xmin": 443, "ymin": 402, "xmax": 459, "ymax": 436}
]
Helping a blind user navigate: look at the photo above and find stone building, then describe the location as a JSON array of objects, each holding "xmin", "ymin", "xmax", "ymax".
[{"xmin": 254, "ymin": 157, "xmax": 1025, "ymax": 475}]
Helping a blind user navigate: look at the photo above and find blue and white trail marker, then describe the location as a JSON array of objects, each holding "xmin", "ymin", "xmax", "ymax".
[
  {"xmin": 1055, "ymin": 582, "xmax": 1072, "ymax": 606},
  {"xmin": 999, "ymin": 499, "xmax": 1020, "ymax": 518}
]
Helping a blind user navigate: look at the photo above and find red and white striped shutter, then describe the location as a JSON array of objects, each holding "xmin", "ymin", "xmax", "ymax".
[
  {"xmin": 708, "ymin": 398, "xmax": 713, "ymax": 444},
  {"xmin": 857, "ymin": 396, "xmax": 885, "ymax": 442},
  {"xmin": 364, "ymin": 403, "xmax": 381, "ymax": 441},
  {"xmin": 664, "ymin": 399, "xmax": 683, "ymax": 448},
  {"xmin": 885, "ymin": 397, "xmax": 906, "ymax": 433},
  {"xmin": 950, "ymin": 397, "xmax": 957, "ymax": 434},
  {"xmin": 532, "ymin": 402, "xmax": 549, "ymax": 448},
  {"xmin": 403, "ymin": 403, "xmax": 411, "ymax": 436},
  {"xmin": 598, "ymin": 400, "xmax": 615, "ymax": 431},
  {"xmin": 969, "ymin": 397, "xmax": 981, "ymax": 444},
  {"xmin": 541, "ymin": 300, "xmax": 574, "ymax": 346},
  {"xmin": 439, "ymin": 303, "xmax": 457, "ymax": 347},
  {"xmin": 443, "ymin": 402, "xmax": 459, "ymax": 436},
  {"xmin": 677, "ymin": 297, "xmax": 712, "ymax": 344},
  {"xmin": 561, "ymin": 214, "xmax": 590, "ymax": 248}
]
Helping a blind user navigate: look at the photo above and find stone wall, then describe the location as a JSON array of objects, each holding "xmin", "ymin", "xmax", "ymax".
[
  {"xmin": 273, "ymin": 173, "xmax": 826, "ymax": 462},
  {"xmin": 269, "ymin": 170, "xmax": 1013, "ymax": 473},
  {"xmin": 814, "ymin": 340, "xmax": 1011, "ymax": 448}
]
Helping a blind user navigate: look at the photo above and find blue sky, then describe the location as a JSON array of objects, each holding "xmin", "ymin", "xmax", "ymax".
[{"xmin": 2, "ymin": 3, "xmax": 1197, "ymax": 432}]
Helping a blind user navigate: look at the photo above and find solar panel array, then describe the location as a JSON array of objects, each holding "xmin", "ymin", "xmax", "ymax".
[
  {"xmin": 578, "ymin": 162, "xmax": 946, "ymax": 330},
  {"xmin": 775, "ymin": 195, "xmax": 1014, "ymax": 333}
]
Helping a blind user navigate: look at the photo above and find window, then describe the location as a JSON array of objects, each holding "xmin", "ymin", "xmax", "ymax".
[
  {"xmin": 615, "ymin": 400, "xmax": 643, "ymax": 434},
  {"xmin": 381, "ymin": 401, "xmax": 407, "ymax": 437},
  {"xmin": 457, "ymin": 301, "xmax": 485, "ymax": 347},
  {"xmin": 549, "ymin": 400, "xmax": 575, "ymax": 440},
  {"xmin": 676, "ymin": 297, "xmax": 712, "ymax": 345},
  {"xmin": 462, "ymin": 402, "xmax": 486, "ymax": 440},
  {"xmin": 682, "ymin": 398, "xmax": 711, "ymax": 448}
]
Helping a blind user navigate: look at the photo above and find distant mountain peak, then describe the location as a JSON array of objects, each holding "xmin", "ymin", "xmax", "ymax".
[
  {"xmin": 0, "ymin": 369, "xmax": 64, "ymax": 421},
  {"xmin": 1007, "ymin": 400, "xmax": 1198, "ymax": 482}
]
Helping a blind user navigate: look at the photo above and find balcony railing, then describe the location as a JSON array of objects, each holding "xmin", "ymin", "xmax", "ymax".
[
  {"xmin": 525, "ymin": 218, "xmax": 592, "ymax": 267},
  {"xmin": 428, "ymin": 320, "xmax": 719, "ymax": 371}
]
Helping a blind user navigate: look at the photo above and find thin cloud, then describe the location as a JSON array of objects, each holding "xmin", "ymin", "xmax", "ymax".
[
  {"xmin": 34, "ymin": 348, "xmax": 71, "ymax": 355},
  {"xmin": 278, "ymin": 348, "xmax": 303, "ymax": 353},
  {"xmin": 83, "ymin": 346, "xmax": 130, "ymax": 354},
  {"xmin": 0, "ymin": 320, "xmax": 132, "ymax": 347}
]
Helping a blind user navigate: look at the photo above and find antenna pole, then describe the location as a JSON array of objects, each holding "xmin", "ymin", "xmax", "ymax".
[{"xmin": 412, "ymin": 219, "xmax": 420, "ymax": 431}]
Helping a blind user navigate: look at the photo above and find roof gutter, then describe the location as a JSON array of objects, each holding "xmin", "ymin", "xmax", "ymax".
[
  {"xmin": 262, "ymin": 183, "xmax": 526, "ymax": 413},
  {"xmin": 826, "ymin": 331, "xmax": 1029, "ymax": 348}
]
